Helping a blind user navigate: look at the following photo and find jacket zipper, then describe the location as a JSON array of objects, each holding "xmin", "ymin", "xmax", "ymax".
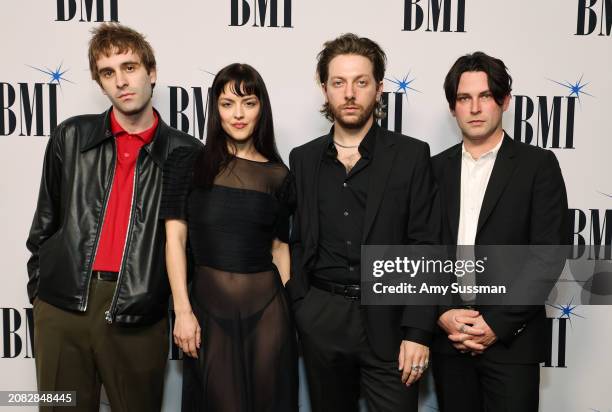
[
  {"xmin": 81, "ymin": 143, "xmax": 117, "ymax": 311},
  {"xmin": 105, "ymin": 153, "xmax": 141, "ymax": 324}
]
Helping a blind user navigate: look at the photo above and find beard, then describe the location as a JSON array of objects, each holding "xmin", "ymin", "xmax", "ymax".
[{"xmin": 330, "ymin": 98, "xmax": 377, "ymax": 130}]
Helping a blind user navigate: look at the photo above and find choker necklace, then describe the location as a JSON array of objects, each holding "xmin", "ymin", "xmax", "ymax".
[{"xmin": 333, "ymin": 140, "xmax": 359, "ymax": 149}]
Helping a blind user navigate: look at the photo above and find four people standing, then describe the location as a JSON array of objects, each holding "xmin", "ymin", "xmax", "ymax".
[{"xmin": 26, "ymin": 23, "xmax": 569, "ymax": 412}]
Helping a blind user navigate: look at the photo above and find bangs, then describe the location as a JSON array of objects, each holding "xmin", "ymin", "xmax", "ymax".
[{"xmin": 214, "ymin": 67, "xmax": 261, "ymax": 98}]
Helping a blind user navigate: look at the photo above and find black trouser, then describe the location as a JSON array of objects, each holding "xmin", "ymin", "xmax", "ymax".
[
  {"xmin": 294, "ymin": 286, "xmax": 418, "ymax": 412},
  {"xmin": 432, "ymin": 352, "xmax": 540, "ymax": 412},
  {"xmin": 34, "ymin": 279, "xmax": 169, "ymax": 412}
]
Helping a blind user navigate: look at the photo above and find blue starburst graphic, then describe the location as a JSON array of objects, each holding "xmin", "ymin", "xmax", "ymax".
[
  {"xmin": 385, "ymin": 72, "xmax": 420, "ymax": 102},
  {"xmin": 200, "ymin": 69, "xmax": 216, "ymax": 77},
  {"xmin": 597, "ymin": 191, "xmax": 612, "ymax": 199},
  {"xmin": 548, "ymin": 74, "xmax": 593, "ymax": 102},
  {"xmin": 27, "ymin": 62, "xmax": 74, "ymax": 88},
  {"xmin": 547, "ymin": 296, "xmax": 585, "ymax": 326}
]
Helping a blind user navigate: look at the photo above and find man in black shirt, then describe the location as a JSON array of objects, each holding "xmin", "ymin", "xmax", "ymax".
[{"xmin": 287, "ymin": 33, "xmax": 440, "ymax": 412}]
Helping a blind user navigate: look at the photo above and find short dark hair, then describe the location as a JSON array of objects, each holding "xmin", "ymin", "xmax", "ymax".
[
  {"xmin": 88, "ymin": 23, "xmax": 156, "ymax": 84},
  {"xmin": 316, "ymin": 33, "xmax": 387, "ymax": 121},
  {"xmin": 444, "ymin": 51, "xmax": 512, "ymax": 110}
]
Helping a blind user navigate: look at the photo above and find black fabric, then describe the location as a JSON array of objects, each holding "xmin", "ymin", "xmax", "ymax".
[
  {"xmin": 295, "ymin": 287, "xmax": 418, "ymax": 412},
  {"xmin": 432, "ymin": 353, "xmax": 540, "ymax": 412},
  {"xmin": 431, "ymin": 134, "xmax": 570, "ymax": 364},
  {"xmin": 26, "ymin": 107, "xmax": 201, "ymax": 325},
  {"xmin": 313, "ymin": 124, "xmax": 375, "ymax": 284},
  {"xmin": 289, "ymin": 123, "xmax": 440, "ymax": 359},
  {"xmin": 430, "ymin": 134, "xmax": 568, "ymax": 411},
  {"xmin": 161, "ymin": 146, "xmax": 298, "ymax": 412}
]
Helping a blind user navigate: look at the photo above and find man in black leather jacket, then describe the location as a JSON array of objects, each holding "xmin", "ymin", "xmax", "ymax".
[{"xmin": 26, "ymin": 23, "xmax": 200, "ymax": 412}]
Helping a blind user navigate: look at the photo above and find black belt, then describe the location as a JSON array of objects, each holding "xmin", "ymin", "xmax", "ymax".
[
  {"xmin": 93, "ymin": 271, "xmax": 118, "ymax": 282},
  {"xmin": 311, "ymin": 277, "xmax": 361, "ymax": 300}
]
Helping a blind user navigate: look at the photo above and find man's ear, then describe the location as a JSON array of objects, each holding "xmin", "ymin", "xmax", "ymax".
[
  {"xmin": 501, "ymin": 94, "xmax": 511, "ymax": 112},
  {"xmin": 376, "ymin": 80, "xmax": 384, "ymax": 100},
  {"xmin": 321, "ymin": 82, "xmax": 328, "ymax": 103}
]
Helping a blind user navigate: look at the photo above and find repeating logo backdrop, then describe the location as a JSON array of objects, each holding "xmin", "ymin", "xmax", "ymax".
[{"xmin": 1, "ymin": 1, "xmax": 610, "ymax": 410}]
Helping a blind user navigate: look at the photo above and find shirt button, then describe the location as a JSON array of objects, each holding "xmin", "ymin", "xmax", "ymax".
[
  {"xmin": 349, "ymin": 266, "xmax": 355, "ymax": 272},
  {"xmin": 343, "ymin": 182, "xmax": 348, "ymax": 188},
  {"xmin": 346, "ymin": 240, "xmax": 352, "ymax": 246},
  {"xmin": 343, "ymin": 211, "xmax": 349, "ymax": 217}
]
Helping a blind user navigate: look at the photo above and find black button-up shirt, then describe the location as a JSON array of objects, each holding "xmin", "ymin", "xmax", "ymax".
[{"xmin": 313, "ymin": 123, "xmax": 378, "ymax": 284}]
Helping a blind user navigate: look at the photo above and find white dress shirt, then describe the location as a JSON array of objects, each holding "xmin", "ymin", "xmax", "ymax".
[
  {"xmin": 457, "ymin": 135, "xmax": 504, "ymax": 246},
  {"xmin": 456, "ymin": 135, "xmax": 503, "ymax": 302}
]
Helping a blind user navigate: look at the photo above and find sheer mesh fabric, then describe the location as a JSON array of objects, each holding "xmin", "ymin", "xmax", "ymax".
[{"xmin": 161, "ymin": 148, "xmax": 298, "ymax": 412}]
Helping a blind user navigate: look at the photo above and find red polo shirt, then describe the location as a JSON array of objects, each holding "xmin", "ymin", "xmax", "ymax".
[{"xmin": 92, "ymin": 110, "xmax": 158, "ymax": 272}]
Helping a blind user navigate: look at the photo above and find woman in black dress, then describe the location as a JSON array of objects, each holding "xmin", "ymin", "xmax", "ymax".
[{"xmin": 160, "ymin": 63, "xmax": 298, "ymax": 411}]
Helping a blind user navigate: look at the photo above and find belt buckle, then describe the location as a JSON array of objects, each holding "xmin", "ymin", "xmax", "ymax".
[{"xmin": 343, "ymin": 285, "xmax": 360, "ymax": 300}]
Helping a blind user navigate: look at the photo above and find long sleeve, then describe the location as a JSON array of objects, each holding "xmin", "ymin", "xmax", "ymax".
[
  {"xmin": 26, "ymin": 125, "xmax": 65, "ymax": 303},
  {"xmin": 159, "ymin": 146, "xmax": 202, "ymax": 221},
  {"xmin": 401, "ymin": 142, "xmax": 441, "ymax": 345}
]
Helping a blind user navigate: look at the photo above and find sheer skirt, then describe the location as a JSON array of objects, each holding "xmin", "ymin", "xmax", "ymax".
[{"xmin": 181, "ymin": 266, "xmax": 298, "ymax": 412}]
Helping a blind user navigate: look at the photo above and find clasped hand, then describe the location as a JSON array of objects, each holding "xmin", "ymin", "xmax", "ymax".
[{"xmin": 438, "ymin": 309, "xmax": 497, "ymax": 355}]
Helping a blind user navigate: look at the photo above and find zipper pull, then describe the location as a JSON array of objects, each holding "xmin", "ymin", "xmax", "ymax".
[{"xmin": 104, "ymin": 310, "xmax": 113, "ymax": 324}]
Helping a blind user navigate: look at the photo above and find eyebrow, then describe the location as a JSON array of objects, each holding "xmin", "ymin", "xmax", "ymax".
[
  {"xmin": 219, "ymin": 95, "xmax": 258, "ymax": 101},
  {"xmin": 97, "ymin": 61, "xmax": 140, "ymax": 74},
  {"xmin": 330, "ymin": 74, "xmax": 370, "ymax": 81},
  {"xmin": 456, "ymin": 90, "xmax": 492, "ymax": 97}
]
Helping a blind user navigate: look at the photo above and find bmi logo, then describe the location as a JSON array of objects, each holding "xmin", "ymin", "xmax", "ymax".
[
  {"xmin": 230, "ymin": 0, "xmax": 293, "ymax": 28},
  {"xmin": 0, "ymin": 308, "xmax": 34, "ymax": 358},
  {"xmin": 543, "ymin": 316, "xmax": 572, "ymax": 368},
  {"xmin": 379, "ymin": 72, "xmax": 420, "ymax": 133},
  {"xmin": 512, "ymin": 75, "xmax": 592, "ymax": 149},
  {"xmin": 56, "ymin": 0, "xmax": 119, "ymax": 22},
  {"xmin": 576, "ymin": 0, "xmax": 611, "ymax": 36},
  {"xmin": 571, "ymin": 191, "xmax": 612, "ymax": 247},
  {"xmin": 403, "ymin": 0, "xmax": 466, "ymax": 32},
  {"xmin": 0, "ymin": 64, "xmax": 71, "ymax": 137},
  {"xmin": 168, "ymin": 71, "xmax": 214, "ymax": 140}
]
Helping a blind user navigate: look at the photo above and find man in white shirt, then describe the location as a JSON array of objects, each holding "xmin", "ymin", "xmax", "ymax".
[{"xmin": 431, "ymin": 52, "xmax": 569, "ymax": 412}]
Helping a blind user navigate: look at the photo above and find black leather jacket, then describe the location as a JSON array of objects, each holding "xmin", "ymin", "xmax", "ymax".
[{"xmin": 26, "ymin": 108, "xmax": 201, "ymax": 325}]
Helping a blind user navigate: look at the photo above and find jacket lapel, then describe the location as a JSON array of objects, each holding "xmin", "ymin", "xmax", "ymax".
[
  {"xmin": 444, "ymin": 145, "xmax": 462, "ymax": 243},
  {"xmin": 362, "ymin": 128, "xmax": 396, "ymax": 242},
  {"xmin": 304, "ymin": 136, "xmax": 328, "ymax": 263},
  {"xmin": 476, "ymin": 134, "xmax": 517, "ymax": 236}
]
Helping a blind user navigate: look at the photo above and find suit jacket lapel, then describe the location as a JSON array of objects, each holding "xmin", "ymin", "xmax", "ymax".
[
  {"xmin": 444, "ymin": 145, "xmax": 462, "ymax": 243},
  {"xmin": 305, "ymin": 136, "xmax": 328, "ymax": 261},
  {"xmin": 362, "ymin": 128, "xmax": 396, "ymax": 242},
  {"xmin": 476, "ymin": 134, "xmax": 517, "ymax": 236}
]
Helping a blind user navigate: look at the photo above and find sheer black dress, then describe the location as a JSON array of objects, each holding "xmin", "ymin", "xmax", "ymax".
[{"xmin": 160, "ymin": 146, "xmax": 298, "ymax": 412}]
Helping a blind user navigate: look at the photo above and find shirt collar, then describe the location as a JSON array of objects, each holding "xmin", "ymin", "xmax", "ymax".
[
  {"xmin": 325, "ymin": 121, "xmax": 378, "ymax": 159},
  {"xmin": 461, "ymin": 132, "xmax": 504, "ymax": 161},
  {"xmin": 110, "ymin": 109, "xmax": 159, "ymax": 144}
]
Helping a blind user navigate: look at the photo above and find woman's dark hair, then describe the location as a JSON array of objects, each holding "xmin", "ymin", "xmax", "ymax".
[
  {"xmin": 443, "ymin": 51, "xmax": 512, "ymax": 110},
  {"xmin": 194, "ymin": 63, "xmax": 281, "ymax": 187}
]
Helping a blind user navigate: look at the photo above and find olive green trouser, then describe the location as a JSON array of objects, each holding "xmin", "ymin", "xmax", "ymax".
[{"xmin": 34, "ymin": 278, "xmax": 169, "ymax": 412}]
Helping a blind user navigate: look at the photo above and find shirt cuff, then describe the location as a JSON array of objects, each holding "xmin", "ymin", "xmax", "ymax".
[{"xmin": 402, "ymin": 327, "xmax": 433, "ymax": 346}]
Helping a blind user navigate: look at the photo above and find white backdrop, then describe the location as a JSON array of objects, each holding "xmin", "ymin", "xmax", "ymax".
[{"xmin": 1, "ymin": 1, "xmax": 611, "ymax": 411}]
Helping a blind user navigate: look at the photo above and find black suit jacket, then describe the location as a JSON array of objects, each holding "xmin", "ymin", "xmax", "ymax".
[
  {"xmin": 431, "ymin": 134, "xmax": 570, "ymax": 363},
  {"xmin": 287, "ymin": 123, "xmax": 440, "ymax": 360}
]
